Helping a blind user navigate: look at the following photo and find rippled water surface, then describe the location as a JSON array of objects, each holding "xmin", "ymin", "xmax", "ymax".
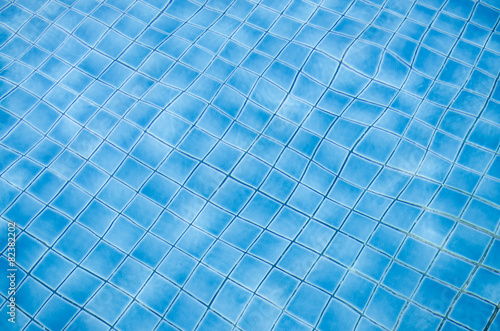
[{"xmin": 1, "ymin": 0, "xmax": 500, "ymax": 330}]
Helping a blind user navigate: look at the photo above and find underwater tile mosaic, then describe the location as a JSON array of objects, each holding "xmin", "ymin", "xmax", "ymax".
[{"xmin": 0, "ymin": 0, "xmax": 500, "ymax": 330}]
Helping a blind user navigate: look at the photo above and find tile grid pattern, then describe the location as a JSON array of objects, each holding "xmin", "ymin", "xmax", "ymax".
[{"xmin": 0, "ymin": 0, "xmax": 500, "ymax": 330}]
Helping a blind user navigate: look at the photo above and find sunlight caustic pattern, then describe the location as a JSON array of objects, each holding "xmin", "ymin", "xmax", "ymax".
[{"xmin": 0, "ymin": 0, "xmax": 500, "ymax": 330}]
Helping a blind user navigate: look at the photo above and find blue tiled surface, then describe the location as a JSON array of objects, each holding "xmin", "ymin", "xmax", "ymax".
[{"xmin": 1, "ymin": 0, "xmax": 500, "ymax": 330}]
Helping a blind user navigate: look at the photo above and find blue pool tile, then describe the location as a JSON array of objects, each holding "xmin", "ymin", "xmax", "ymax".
[
  {"xmin": 400, "ymin": 177, "xmax": 440, "ymax": 206},
  {"xmin": 319, "ymin": 298, "xmax": 360, "ymax": 331},
  {"xmin": 370, "ymin": 168, "xmax": 411, "ymax": 198},
  {"xmin": 104, "ymin": 216, "xmax": 144, "ymax": 252},
  {"xmin": 467, "ymin": 267, "xmax": 500, "ymax": 304},
  {"xmin": 188, "ymin": 165, "xmax": 226, "ymax": 201},
  {"xmin": 3, "ymin": 122, "xmax": 42, "ymax": 153},
  {"xmin": 302, "ymin": 162, "xmax": 336, "ymax": 194},
  {"xmin": 197, "ymin": 310, "xmax": 232, "ymax": 331},
  {"xmin": 0, "ymin": 179, "xmax": 19, "ymax": 213},
  {"xmin": 97, "ymin": 179, "xmax": 135, "ymax": 211},
  {"xmin": 278, "ymin": 243, "xmax": 318, "ymax": 279},
  {"xmin": 463, "ymin": 198, "xmax": 500, "ymax": 232},
  {"xmin": 365, "ymin": 287, "xmax": 406, "ymax": 330},
  {"xmin": 340, "ymin": 156, "xmax": 380, "ymax": 190},
  {"xmin": 141, "ymin": 174, "xmax": 178, "ymax": 204},
  {"xmin": 414, "ymin": 276, "xmax": 457, "ymax": 315},
  {"xmin": 411, "ymin": 211, "xmax": 456, "ymax": 246},
  {"xmin": 158, "ymin": 248, "xmax": 196, "ymax": 286},
  {"xmin": 287, "ymin": 283, "xmax": 330, "ymax": 326},
  {"xmin": 445, "ymin": 224, "xmax": 491, "ymax": 261},
  {"xmin": 241, "ymin": 193, "xmax": 281, "ymax": 226},
  {"xmin": 354, "ymin": 247, "xmax": 391, "ymax": 281},
  {"xmin": 388, "ymin": 140, "xmax": 425, "ymax": 173},
  {"xmin": 341, "ymin": 212, "xmax": 377, "ymax": 242},
  {"xmin": 476, "ymin": 177, "xmax": 500, "ymax": 206},
  {"xmin": 57, "ymin": 38, "xmax": 89, "ymax": 65},
  {"xmin": 221, "ymin": 217, "xmax": 259, "ymax": 250},
  {"xmin": 36, "ymin": 295, "xmax": 79, "ymax": 330},
  {"xmin": 230, "ymin": 254, "xmax": 271, "ymax": 291},
  {"xmin": 169, "ymin": 189, "xmax": 205, "ymax": 222},
  {"xmin": 355, "ymin": 191, "xmax": 392, "ymax": 220},
  {"xmin": 325, "ymin": 232, "xmax": 363, "ymax": 267},
  {"xmin": 73, "ymin": 163, "xmax": 109, "ymax": 195},
  {"xmin": 77, "ymin": 200, "xmax": 117, "ymax": 236},
  {"xmin": 260, "ymin": 169, "xmax": 297, "ymax": 203},
  {"xmin": 357, "ymin": 317, "xmax": 385, "ymax": 331},
  {"xmin": 132, "ymin": 233, "xmax": 170, "ymax": 268},
  {"xmin": 237, "ymin": 296, "xmax": 280, "ymax": 331},
  {"xmin": 212, "ymin": 280, "xmax": 251, "ymax": 322},
  {"xmin": 87, "ymin": 284, "xmax": 132, "ymax": 324},
  {"xmin": 382, "ymin": 262, "xmax": 421, "ymax": 298},
  {"xmin": 16, "ymin": 277, "xmax": 51, "ymax": 316},
  {"xmin": 150, "ymin": 210, "xmax": 187, "ymax": 245},
  {"xmin": 59, "ymin": 267, "xmax": 102, "ymax": 305},
  {"xmin": 4, "ymin": 158, "xmax": 43, "ymax": 190},
  {"xmin": 54, "ymin": 223, "xmax": 98, "ymax": 263},
  {"xmin": 33, "ymin": 251, "xmax": 74, "ymax": 289},
  {"xmin": 115, "ymin": 158, "xmax": 152, "ymax": 190},
  {"xmin": 82, "ymin": 241, "xmax": 126, "ymax": 279},
  {"xmin": 0, "ymin": 35, "xmax": 30, "ymax": 59},
  {"xmin": 61, "ymin": 69, "xmax": 93, "ymax": 93},
  {"xmin": 344, "ymin": 100, "xmax": 383, "ymax": 127},
  {"xmin": 28, "ymin": 170, "xmax": 64, "ymax": 202},
  {"xmin": 397, "ymin": 237, "xmax": 437, "ymax": 272},
  {"xmin": 429, "ymin": 187, "xmax": 469, "ymax": 217},
  {"xmin": 368, "ymin": 225, "xmax": 405, "ymax": 256},
  {"xmin": 336, "ymin": 271, "xmax": 376, "ymax": 311},
  {"xmin": 122, "ymin": 73, "xmax": 155, "ymax": 98},
  {"xmin": 17, "ymin": 71, "xmax": 48, "ymax": 97},
  {"xmin": 0, "ymin": 110, "xmax": 18, "ymax": 143},
  {"xmin": 450, "ymin": 294, "xmax": 495, "ymax": 330},
  {"xmin": 110, "ymin": 257, "xmax": 152, "ymax": 296},
  {"xmin": 117, "ymin": 301, "xmax": 160, "ymax": 331},
  {"xmin": 249, "ymin": 230, "xmax": 289, "ymax": 264},
  {"xmin": 265, "ymin": 115, "xmax": 297, "ymax": 143},
  {"xmin": 257, "ymin": 268, "xmax": 298, "ymax": 309},
  {"xmin": 203, "ymin": 241, "xmax": 241, "ymax": 275},
  {"xmin": 194, "ymin": 203, "xmax": 232, "ymax": 236},
  {"xmin": 176, "ymin": 226, "xmax": 214, "ymax": 260},
  {"xmin": 137, "ymin": 273, "xmax": 178, "ymax": 315},
  {"xmin": 68, "ymin": 129, "xmax": 101, "ymax": 158},
  {"xmin": 288, "ymin": 184, "xmax": 322, "ymax": 215},
  {"xmin": 251, "ymin": 79, "xmax": 287, "ymax": 112},
  {"xmin": 18, "ymin": 17, "xmax": 47, "ymax": 43},
  {"xmin": 490, "ymin": 315, "xmax": 500, "ymax": 331},
  {"xmin": 296, "ymin": 220, "xmax": 334, "ymax": 253},
  {"xmin": 0, "ymin": 146, "xmax": 19, "ymax": 173},
  {"xmin": 4, "ymin": 193, "xmax": 43, "ymax": 228},
  {"xmin": 418, "ymin": 153, "xmax": 453, "ymax": 182},
  {"xmin": 274, "ymin": 313, "xmax": 310, "ymax": 331},
  {"xmin": 269, "ymin": 206, "xmax": 308, "ymax": 239},
  {"xmin": 398, "ymin": 304, "xmax": 442, "ymax": 331},
  {"xmin": 27, "ymin": 208, "xmax": 71, "ymax": 246},
  {"xmin": 51, "ymin": 183, "xmax": 92, "ymax": 218},
  {"xmin": 429, "ymin": 252, "xmax": 475, "ymax": 288},
  {"xmin": 66, "ymin": 311, "xmax": 108, "ymax": 331},
  {"xmin": 179, "ymin": 128, "xmax": 217, "ymax": 158},
  {"xmin": 306, "ymin": 257, "xmax": 345, "ymax": 293},
  {"xmin": 184, "ymin": 264, "xmax": 224, "ymax": 304}
]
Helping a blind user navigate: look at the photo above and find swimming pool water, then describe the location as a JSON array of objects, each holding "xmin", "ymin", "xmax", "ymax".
[{"xmin": 1, "ymin": 0, "xmax": 500, "ymax": 330}]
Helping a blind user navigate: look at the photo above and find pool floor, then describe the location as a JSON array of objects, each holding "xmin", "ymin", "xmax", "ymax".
[{"xmin": 1, "ymin": 0, "xmax": 500, "ymax": 330}]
